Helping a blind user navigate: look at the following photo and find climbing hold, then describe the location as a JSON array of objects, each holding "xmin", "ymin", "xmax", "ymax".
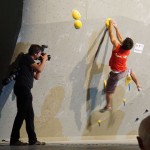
[
  {"xmin": 123, "ymin": 98, "xmax": 126, "ymax": 102},
  {"xmin": 123, "ymin": 98, "xmax": 126, "ymax": 106},
  {"xmin": 135, "ymin": 118, "xmax": 139, "ymax": 122},
  {"xmin": 72, "ymin": 10, "xmax": 81, "ymax": 20},
  {"xmin": 105, "ymin": 18, "xmax": 111, "ymax": 28},
  {"xmin": 98, "ymin": 120, "xmax": 101, "ymax": 126},
  {"xmin": 74, "ymin": 20, "xmax": 82, "ymax": 29},
  {"xmin": 144, "ymin": 109, "xmax": 149, "ymax": 113}
]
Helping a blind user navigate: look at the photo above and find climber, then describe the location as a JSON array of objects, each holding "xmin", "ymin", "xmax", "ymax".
[{"xmin": 100, "ymin": 19, "xmax": 141, "ymax": 113}]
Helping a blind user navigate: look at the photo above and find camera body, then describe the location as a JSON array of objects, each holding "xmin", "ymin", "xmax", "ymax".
[{"xmin": 38, "ymin": 45, "xmax": 51, "ymax": 61}]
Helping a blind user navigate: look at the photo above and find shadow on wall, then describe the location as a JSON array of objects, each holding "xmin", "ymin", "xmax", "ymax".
[
  {"xmin": 85, "ymin": 28, "xmax": 109, "ymax": 131},
  {"xmin": 86, "ymin": 27, "xmax": 108, "ymax": 110},
  {"xmin": 69, "ymin": 27, "xmax": 109, "ymax": 130},
  {"xmin": 0, "ymin": 43, "xmax": 29, "ymax": 118}
]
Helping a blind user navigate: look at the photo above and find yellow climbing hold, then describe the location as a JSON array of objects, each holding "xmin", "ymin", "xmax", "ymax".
[
  {"xmin": 98, "ymin": 120, "xmax": 101, "ymax": 123},
  {"xmin": 123, "ymin": 98, "xmax": 126, "ymax": 102},
  {"xmin": 123, "ymin": 98, "xmax": 126, "ymax": 106},
  {"xmin": 105, "ymin": 18, "xmax": 111, "ymax": 28},
  {"xmin": 98, "ymin": 120, "xmax": 101, "ymax": 126},
  {"xmin": 74, "ymin": 20, "xmax": 82, "ymax": 29},
  {"xmin": 72, "ymin": 10, "xmax": 81, "ymax": 20}
]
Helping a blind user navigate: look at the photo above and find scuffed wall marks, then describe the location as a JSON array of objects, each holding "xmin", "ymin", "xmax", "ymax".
[
  {"xmin": 35, "ymin": 86, "xmax": 65, "ymax": 137},
  {"xmin": 20, "ymin": 86, "xmax": 65, "ymax": 138}
]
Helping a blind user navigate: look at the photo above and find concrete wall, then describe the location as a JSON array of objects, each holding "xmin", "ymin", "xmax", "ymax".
[{"xmin": 0, "ymin": 0, "xmax": 150, "ymax": 142}]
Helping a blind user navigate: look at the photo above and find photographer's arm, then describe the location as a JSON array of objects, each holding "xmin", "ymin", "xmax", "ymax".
[{"xmin": 34, "ymin": 71, "xmax": 41, "ymax": 80}]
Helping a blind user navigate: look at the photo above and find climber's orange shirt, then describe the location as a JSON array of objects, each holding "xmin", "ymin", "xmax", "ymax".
[{"xmin": 109, "ymin": 44, "xmax": 130, "ymax": 72}]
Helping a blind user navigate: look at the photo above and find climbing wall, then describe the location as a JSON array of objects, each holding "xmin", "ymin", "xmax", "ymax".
[{"xmin": 0, "ymin": 0, "xmax": 150, "ymax": 142}]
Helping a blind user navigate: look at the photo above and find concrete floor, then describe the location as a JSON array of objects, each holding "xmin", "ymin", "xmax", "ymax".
[{"xmin": 0, "ymin": 143, "xmax": 140, "ymax": 150}]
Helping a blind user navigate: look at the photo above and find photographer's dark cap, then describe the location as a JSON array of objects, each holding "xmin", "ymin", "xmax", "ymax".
[{"xmin": 28, "ymin": 44, "xmax": 42, "ymax": 55}]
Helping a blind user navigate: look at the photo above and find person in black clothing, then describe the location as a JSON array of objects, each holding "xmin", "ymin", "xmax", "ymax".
[
  {"xmin": 10, "ymin": 44, "xmax": 48, "ymax": 146},
  {"xmin": 137, "ymin": 115, "xmax": 150, "ymax": 150}
]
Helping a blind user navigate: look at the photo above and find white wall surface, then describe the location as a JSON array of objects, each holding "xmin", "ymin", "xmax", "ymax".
[{"xmin": 0, "ymin": 0, "xmax": 150, "ymax": 142}]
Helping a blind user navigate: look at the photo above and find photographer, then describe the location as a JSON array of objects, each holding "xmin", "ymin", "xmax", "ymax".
[{"xmin": 10, "ymin": 44, "xmax": 48, "ymax": 146}]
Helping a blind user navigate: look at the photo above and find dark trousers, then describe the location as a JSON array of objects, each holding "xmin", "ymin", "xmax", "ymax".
[{"xmin": 10, "ymin": 85, "xmax": 37, "ymax": 144}]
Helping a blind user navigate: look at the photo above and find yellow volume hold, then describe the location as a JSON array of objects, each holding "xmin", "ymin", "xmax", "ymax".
[
  {"xmin": 74, "ymin": 20, "xmax": 82, "ymax": 29},
  {"xmin": 125, "ymin": 74, "xmax": 132, "ymax": 86},
  {"xmin": 72, "ymin": 10, "xmax": 81, "ymax": 20}
]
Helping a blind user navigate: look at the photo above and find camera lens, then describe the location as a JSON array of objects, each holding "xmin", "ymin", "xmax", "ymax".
[{"xmin": 47, "ymin": 55, "xmax": 51, "ymax": 61}]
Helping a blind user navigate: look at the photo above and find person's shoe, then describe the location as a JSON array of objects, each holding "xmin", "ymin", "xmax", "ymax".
[
  {"xmin": 10, "ymin": 140, "xmax": 28, "ymax": 146},
  {"xmin": 29, "ymin": 140, "xmax": 46, "ymax": 145},
  {"xmin": 99, "ymin": 106, "xmax": 112, "ymax": 113}
]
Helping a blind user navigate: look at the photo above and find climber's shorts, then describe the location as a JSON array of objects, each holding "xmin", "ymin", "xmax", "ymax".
[{"xmin": 105, "ymin": 68, "xmax": 132, "ymax": 93}]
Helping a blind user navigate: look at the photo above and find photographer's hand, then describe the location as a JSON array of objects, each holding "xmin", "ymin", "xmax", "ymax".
[
  {"xmin": 31, "ymin": 53, "xmax": 47, "ymax": 78},
  {"xmin": 41, "ymin": 53, "xmax": 48, "ymax": 61}
]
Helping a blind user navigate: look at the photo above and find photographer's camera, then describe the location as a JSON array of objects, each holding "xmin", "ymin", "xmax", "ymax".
[{"xmin": 38, "ymin": 45, "xmax": 51, "ymax": 61}]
